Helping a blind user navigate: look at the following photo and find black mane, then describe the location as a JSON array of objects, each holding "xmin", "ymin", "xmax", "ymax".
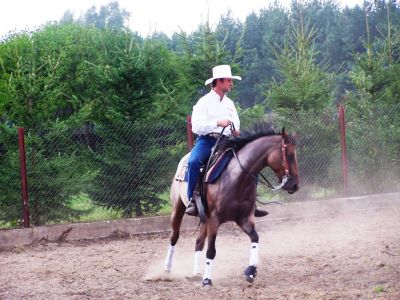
[{"xmin": 218, "ymin": 122, "xmax": 280, "ymax": 152}]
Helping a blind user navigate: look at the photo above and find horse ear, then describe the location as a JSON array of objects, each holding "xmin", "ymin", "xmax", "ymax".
[
  {"xmin": 281, "ymin": 127, "xmax": 287, "ymax": 138},
  {"xmin": 282, "ymin": 127, "xmax": 290, "ymax": 143}
]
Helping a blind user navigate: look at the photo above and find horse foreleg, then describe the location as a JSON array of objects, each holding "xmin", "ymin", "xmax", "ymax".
[
  {"xmin": 202, "ymin": 218, "xmax": 219, "ymax": 287},
  {"xmin": 192, "ymin": 223, "xmax": 207, "ymax": 276},
  {"xmin": 164, "ymin": 193, "xmax": 186, "ymax": 272},
  {"xmin": 238, "ymin": 218, "xmax": 259, "ymax": 283}
]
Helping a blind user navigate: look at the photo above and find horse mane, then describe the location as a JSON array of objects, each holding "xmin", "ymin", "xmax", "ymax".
[{"xmin": 218, "ymin": 122, "xmax": 280, "ymax": 152}]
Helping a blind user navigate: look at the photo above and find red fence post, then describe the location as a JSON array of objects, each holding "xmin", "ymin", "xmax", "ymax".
[
  {"xmin": 338, "ymin": 105, "xmax": 349, "ymax": 196},
  {"xmin": 186, "ymin": 115, "xmax": 193, "ymax": 150},
  {"xmin": 18, "ymin": 127, "xmax": 30, "ymax": 227}
]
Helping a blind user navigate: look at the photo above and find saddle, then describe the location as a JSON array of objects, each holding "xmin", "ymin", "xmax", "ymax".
[
  {"xmin": 175, "ymin": 148, "xmax": 233, "ymax": 202},
  {"xmin": 175, "ymin": 149, "xmax": 233, "ymax": 184}
]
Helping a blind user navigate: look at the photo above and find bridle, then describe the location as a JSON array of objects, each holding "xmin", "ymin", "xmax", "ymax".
[
  {"xmin": 205, "ymin": 124, "xmax": 292, "ymax": 192},
  {"xmin": 232, "ymin": 136, "xmax": 292, "ymax": 192},
  {"xmin": 281, "ymin": 138, "xmax": 291, "ymax": 179},
  {"xmin": 199, "ymin": 125, "xmax": 293, "ymax": 213}
]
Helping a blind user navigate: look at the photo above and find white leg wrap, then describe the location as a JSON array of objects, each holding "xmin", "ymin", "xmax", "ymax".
[
  {"xmin": 164, "ymin": 245, "xmax": 175, "ymax": 272},
  {"xmin": 249, "ymin": 242, "xmax": 259, "ymax": 267},
  {"xmin": 203, "ymin": 258, "xmax": 213, "ymax": 280},
  {"xmin": 193, "ymin": 251, "xmax": 202, "ymax": 275}
]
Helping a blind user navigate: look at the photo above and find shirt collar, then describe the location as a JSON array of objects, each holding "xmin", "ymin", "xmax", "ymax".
[{"xmin": 210, "ymin": 89, "xmax": 225, "ymax": 101}]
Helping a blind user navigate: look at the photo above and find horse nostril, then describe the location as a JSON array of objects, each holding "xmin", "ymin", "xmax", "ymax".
[{"xmin": 293, "ymin": 184, "xmax": 299, "ymax": 191}]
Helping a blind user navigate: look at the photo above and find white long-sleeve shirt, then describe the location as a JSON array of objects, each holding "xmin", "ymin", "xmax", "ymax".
[{"xmin": 191, "ymin": 89, "xmax": 240, "ymax": 136}]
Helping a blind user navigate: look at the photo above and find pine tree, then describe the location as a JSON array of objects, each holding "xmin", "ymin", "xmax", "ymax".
[{"xmin": 266, "ymin": 18, "xmax": 335, "ymax": 111}]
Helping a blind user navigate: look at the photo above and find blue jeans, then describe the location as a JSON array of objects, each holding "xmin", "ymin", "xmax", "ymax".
[{"xmin": 187, "ymin": 136, "xmax": 216, "ymax": 200}]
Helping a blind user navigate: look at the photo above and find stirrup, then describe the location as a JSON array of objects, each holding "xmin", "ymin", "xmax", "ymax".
[{"xmin": 185, "ymin": 198, "xmax": 198, "ymax": 216}]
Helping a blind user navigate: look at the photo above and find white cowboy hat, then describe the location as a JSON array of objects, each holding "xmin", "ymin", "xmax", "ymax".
[{"xmin": 204, "ymin": 65, "xmax": 242, "ymax": 86}]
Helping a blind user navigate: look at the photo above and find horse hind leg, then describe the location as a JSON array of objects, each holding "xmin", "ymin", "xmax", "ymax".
[
  {"xmin": 164, "ymin": 189, "xmax": 186, "ymax": 272},
  {"xmin": 237, "ymin": 218, "xmax": 259, "ymax": 283}
]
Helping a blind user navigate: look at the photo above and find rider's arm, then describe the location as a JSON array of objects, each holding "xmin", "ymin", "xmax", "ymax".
[{"xmin": 191, "ymin": 99, "xmax": 219, "ymax": 135}]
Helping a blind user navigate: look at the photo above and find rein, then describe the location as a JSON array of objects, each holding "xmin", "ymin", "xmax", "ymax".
[
  {"xmin": 205, "ymin": 122, "xmax": 235, "ymax": 171},
  {"xmin": 200, "ymin": 125, "xmax": 228, "ymax": 210},
  {"xmin": 204, "ymin": 125, "xmax": 291, "ymax": 196},
  {"xmin": 205, "ymin": 127, "xmax": 226, "ymax": 174}
]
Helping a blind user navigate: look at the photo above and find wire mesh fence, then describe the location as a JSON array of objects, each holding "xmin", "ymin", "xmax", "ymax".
[
  {"xmin": 258, "ymin": 105, "xmax": 400, "ymax": 200},
  {"xmin": 1, "ymin": 104, "xmax": 399, "ymax": 229},
  {"xmin": 0, "ymin": 120, "xmax": 188, "ymax": 228},
  {"xmin": 255, "ymin": 108, "xmax": 343, "ymax": 201},
  {"xmin": 345, "ymin": 104, "xmax": 400, "ymax": 195}
]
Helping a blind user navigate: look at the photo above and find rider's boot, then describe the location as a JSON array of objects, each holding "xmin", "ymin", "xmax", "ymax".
[
  {"xmin": 254, "ymin": 204, "xmax": 268, "ymax": 217},
  {"xmin": 185, "ymin": 197, "xmax": 198, "ymax": 216}
]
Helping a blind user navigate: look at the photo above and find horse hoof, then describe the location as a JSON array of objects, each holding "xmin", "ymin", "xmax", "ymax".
[
  {"xmin": 244, "ymin": 265, "xmax": 257, "ymax": 283},
  {"xmin": 245, "ymin": 274, "xmax": 254, "ymax": 283},
  {"xmin": 202, "ymin": 278, "xmax": 213, "ymax": 287}
]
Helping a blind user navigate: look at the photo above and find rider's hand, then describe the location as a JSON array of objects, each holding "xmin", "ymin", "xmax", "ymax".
[
  {"xmin": 217, "ymin": 119, "xmax": 232, "ymax": 127},
  {"xmin": 232, "ymin": 130, "xmax": 240, "ymax": 137}
]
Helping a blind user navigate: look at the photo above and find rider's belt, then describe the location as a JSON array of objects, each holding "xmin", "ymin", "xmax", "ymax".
[{"xmin": 205, "ymin": 133, "xmax": 227, "ymax": 139}]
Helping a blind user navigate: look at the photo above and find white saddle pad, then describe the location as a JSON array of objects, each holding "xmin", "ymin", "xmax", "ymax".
[{"xmin": 174, "ymin": 152, "xmax": 191, "ymax": 181}]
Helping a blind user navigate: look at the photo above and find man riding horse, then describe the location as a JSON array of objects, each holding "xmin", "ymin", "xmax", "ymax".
[{"xmin": 185, "ymin": 65, "xmax": 268, "ymax": 217}]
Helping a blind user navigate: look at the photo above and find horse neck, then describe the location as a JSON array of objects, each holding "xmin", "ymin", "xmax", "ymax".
[{"xmin": 237, "ymin": 135, "xmax": 281, "ymax": 174}]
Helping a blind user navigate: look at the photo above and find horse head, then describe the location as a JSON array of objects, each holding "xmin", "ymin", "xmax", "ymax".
[{"xmin": 266, "ymin": 128, "xmax": 299, "ymax": 194}]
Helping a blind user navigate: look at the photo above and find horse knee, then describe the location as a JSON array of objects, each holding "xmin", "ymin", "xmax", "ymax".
[
  {"xmin": 250, "ymin": 229, "xmax": 259, "ymax": 243},
  {"xmin": 206, "ymin": 248, "xmax": 216, "ymax": 260},
  {"xmin": 170, "ymin": 231, "xmax": 179, "ymax": 246},
  {"xmin": 195, "ymin": 236, "xmax": 206, "ymax": 251},
  {"xmin": 169, "ymin": 202, "xmax": 185, "ymax": 246},
  {"xmin": 195, "ymin": 224, "xmax": 207, "ymax": 251},
  {"xmin": 206, "ymin": 235, "xmax": 217, "ymax": 259},
  {"xmin": 239, "ymin": 221, "xmax": 259, "ymax": 243}
]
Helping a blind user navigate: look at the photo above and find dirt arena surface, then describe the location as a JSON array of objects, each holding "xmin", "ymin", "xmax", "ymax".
[{"xmin": 1, "ymin": 195, "xmax": 399, "ymax": 299}]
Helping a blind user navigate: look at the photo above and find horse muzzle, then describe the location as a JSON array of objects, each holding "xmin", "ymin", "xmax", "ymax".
[{"xmin": 283, "ymin": 177, "xmax": 299, "ymax": 194}]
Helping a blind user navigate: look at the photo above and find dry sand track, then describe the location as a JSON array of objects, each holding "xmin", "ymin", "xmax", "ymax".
[{"xmin": 1, "ymin": 194, "xmax": 399, "ymax": 299}]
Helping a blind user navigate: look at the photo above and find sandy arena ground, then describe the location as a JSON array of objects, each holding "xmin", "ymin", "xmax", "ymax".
[{"xmin": 1, "ymin": 195, "xmax": 399, "ymax": 299}]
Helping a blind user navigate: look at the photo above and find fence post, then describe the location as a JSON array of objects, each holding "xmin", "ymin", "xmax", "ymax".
[
  {"xmin": 186, "ymin": 115, "xmax": 193, "ymax": 150},
  {"xmin": 338, "ymin": 105, "xmax": 349, "ymax": 196},
  {"xmin": 18, "ymin": 127, "xmax": 30, "ymax": 228}
]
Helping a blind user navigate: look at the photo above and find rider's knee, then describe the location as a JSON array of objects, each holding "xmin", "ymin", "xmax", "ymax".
[{"xmin": 188, "ymin": 156, "xmax": 201, "ymax": 167}]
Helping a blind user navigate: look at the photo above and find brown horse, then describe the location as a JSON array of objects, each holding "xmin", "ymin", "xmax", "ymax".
[{"xmin": 164, "ymin": 124, "xmax": 299, "ymax": 286}]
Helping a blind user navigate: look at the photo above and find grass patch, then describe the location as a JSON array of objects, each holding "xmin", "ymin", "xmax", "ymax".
[
  {"xmin": 0, "ymin": 222, "xmax": 15, "ymax": 229},
  {"xmin": 373, "ymin": 286, "xmax": 386, "ymax": 293},
  {"xmin": 309, "ymin": 187, "xmax": 337, "ymax": 199},
  {"xmin": 2, "ymin": 190, "xmax": 174, "ymax": 229},
  {"xmin": 148, "ymin": 190, "xmax": 172, "ymax": 216},
  {"xmin": 70, "ymin": 192, "xmax": 173, "ymax": 220},
  {"xmin": 69, "ymin": 194, "xmax": 121, "ymax": 222}
]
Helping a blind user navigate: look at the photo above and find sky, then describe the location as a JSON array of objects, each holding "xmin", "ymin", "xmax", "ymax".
[{"xmin": 0, "ymin": 0, "xmax": 365, "ymax": 38}]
